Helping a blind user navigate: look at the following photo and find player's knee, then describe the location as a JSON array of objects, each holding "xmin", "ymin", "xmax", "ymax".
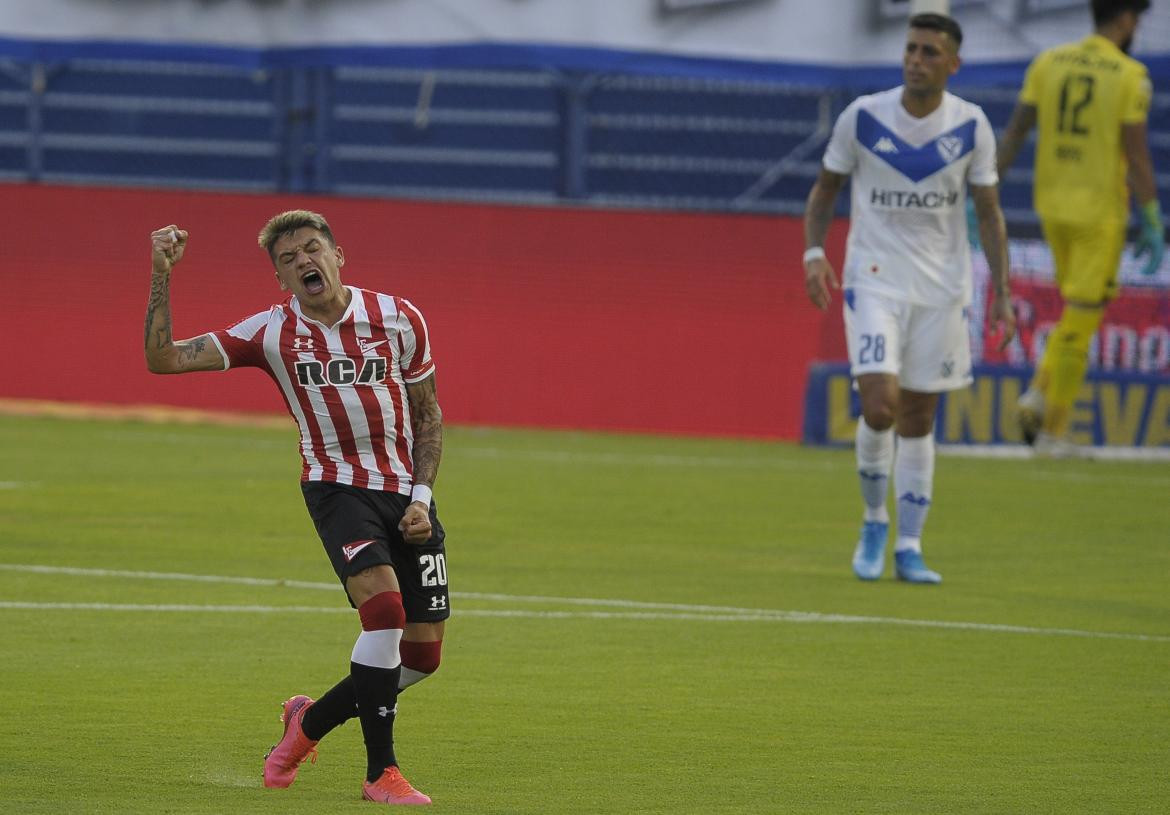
[
  {"xmin": 352, "ymin": 592, "xmax": 406, "ymax": 670},
  {"xmin": 861, "ymin": 404, "xmax": 896, "ymax": 432},
  {"xmin": 398, "ymin": 640, "xmax": 442, "ymax": 690},
  {"xmin": 1052, "ymin": 306, "xmax": 1102, "ymax": 356},
  {"xmin": 358, "ymin": 591, "xmax": 406, "ymax": 632},
  {"xmin": 400, "ymin": 640, "xmax": 442, "ymax": 675}
]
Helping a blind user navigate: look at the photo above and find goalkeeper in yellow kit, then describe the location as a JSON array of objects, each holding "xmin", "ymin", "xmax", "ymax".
[{"xmin": 997, "ymin": 0, "xmax": 1164, "ymax": 456}]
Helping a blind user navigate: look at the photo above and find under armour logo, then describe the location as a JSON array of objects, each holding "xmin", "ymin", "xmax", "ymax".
[
  {"xmin": 292, "ymin": 336, "xmax": 315, "ymax": 351},
  {"xmin": 378, "ymin": 705, "xmax": 395, "ymax": 718},
  {"xmin": 430, "ymin": 596, "xmax": 446, "ymax": 610}
]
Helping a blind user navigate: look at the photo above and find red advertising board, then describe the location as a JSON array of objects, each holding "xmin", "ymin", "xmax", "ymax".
[
  {"xmin": 0, "ymin": 183, "xmax": 847, "ymax": 439},
  {"xmin": 991, "ymin": 279, "xmax": 1170, "ymax": 373},
  {"xmin": 972, "ymin": 240, "xmax": 1170, "ymax": 375}
]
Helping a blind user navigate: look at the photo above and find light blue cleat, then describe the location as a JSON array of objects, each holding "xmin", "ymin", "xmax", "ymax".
[
  {"xmin": 894, "ymin": 550, "xmax": 942, "ymax": 584},
  {"xmin": 852, "ymin": 521, "xmax": 888, "ymax": 580}
]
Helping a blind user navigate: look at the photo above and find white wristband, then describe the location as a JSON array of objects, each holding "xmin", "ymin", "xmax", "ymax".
[
  {"xmin": 410, "ymin": 484, "xmax": 433, "ymax": 507},
  {"xmin": 802, "ymin": 246, "xmax": 826, "ymax": 265}
]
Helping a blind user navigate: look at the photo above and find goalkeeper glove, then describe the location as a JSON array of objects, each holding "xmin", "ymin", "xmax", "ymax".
[
  {"xmin": 1134, "ymin": 200, "xmax": 1165, "ymax": 277},
  {"xmin": 965, "ymin": 196, "xmax": 981, "ymax": 250}
]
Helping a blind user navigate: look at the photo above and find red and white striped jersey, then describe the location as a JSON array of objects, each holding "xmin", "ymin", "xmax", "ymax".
[{"xmin": 208, "ymin": 286, "xmax": 435, "ymax": 494}]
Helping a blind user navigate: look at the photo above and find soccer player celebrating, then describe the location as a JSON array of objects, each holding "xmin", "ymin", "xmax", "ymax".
[
  {"xmin": 802, "ymin": 14, "xmax": 1015, "ymax": 583},
  {"xmin": 997, "ymin": 0, "xmax": 1164, "ymax": 457},
  {"xmin": 144, "ymin": 211, "xmax": 447, "ymax": 805}
]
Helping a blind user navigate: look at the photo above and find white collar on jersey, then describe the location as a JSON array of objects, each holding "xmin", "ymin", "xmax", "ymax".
[{"xmin": 290, "ymin": 284, "xmax": 357, "ymax": 330}]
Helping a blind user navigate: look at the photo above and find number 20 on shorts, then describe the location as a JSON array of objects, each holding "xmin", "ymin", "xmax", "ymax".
[{"xmin": 419, "ymin": 553, "xmax": 447, "ymax": 587}]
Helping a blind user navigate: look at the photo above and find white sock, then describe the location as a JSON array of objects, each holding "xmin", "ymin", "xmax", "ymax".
[
  {"xmin": 351, "ymin": 628, "xmax": 402, "ymax": 670},
  {"xmin": 894, "ymin": 434, "xmax": 935, "ymax": 552},
  {"xmin": 399, "ymin": 667, "xmax": 431, "ymax": 690},
  {"xmin": 856, "ymin": 418, "xmax": 894, "ymax": 523}
]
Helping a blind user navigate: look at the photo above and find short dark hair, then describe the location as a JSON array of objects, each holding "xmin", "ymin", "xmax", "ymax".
[
  {"xmin": 909, "ymin": 12, "xmax": 963, "ymax": 50},
  {"xmin": 1092, "ymin": 0, "xmax": 1150, "ymax": 26}
]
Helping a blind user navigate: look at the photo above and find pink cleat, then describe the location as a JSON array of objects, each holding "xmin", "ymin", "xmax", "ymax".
[
  {"xmin": 263, "ymin": 695, "xmax": 319, "ymax": 788},
  {"xmin": 362, "ymin": 766, "xmax": 432, "ymax": 805}
]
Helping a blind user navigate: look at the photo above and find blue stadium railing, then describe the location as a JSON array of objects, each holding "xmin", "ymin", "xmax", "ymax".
[{"xmin": 1, "ymin": 40, "xmax": 1168, "ymax": 225}]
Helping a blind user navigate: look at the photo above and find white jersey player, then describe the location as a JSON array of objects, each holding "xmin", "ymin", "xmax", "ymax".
[
  {"xmin": 824, "ymin": 86, "xmax": 996, "ymax": 311},
  {"xmin": 801, "ymin": 13, "xmax": 1016, "ymax": 584}
]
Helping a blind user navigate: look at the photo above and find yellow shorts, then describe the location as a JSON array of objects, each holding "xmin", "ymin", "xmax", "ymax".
[{"xmin": 1040, "ymin": 219, "xmax": 1127, "ymax": 305}]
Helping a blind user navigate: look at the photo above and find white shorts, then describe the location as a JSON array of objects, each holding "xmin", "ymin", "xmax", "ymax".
[{"xmin": 843, "ymin": 288, "xmax": 973, "ymax": 393}]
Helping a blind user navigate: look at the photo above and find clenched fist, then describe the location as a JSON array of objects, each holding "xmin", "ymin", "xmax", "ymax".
[
  {"xmin": 151, "ymin": 225, "xmax": 188, "ymax": 275},
  {"xmin": 398, "ymin": 502, "xmax": 433, "ymax": 544}
]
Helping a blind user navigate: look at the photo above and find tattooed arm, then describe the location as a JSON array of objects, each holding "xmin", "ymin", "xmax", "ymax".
[
  {"xmin": 144, "ymin": 226, "xmax": 225, "ymax": 374},
  {"xmin": 406, "ymin": 374, "xmax": 443, "ymax": 492},
  {"xmin": 802, "ymin": 168, "xmax": 847, "ymax": 310},
  {"xmin": 398, "ymin": 373, "xmax": 444, "ymax": 544}
]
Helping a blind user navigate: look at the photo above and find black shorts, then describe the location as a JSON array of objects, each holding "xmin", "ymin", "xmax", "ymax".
[{"xmin": 301, "ymin": 481, "xmax": 450, "ymax": 622}]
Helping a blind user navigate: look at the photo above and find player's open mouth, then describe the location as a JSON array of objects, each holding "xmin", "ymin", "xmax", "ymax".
[{"xmin": 300, "ymin": 270, "xmax": 326, "ymax": 295}]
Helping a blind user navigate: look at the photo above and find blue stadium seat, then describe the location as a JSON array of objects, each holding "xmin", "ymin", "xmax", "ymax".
[{"xmin": 0, "ymin": 50, "xmax": 1166, "ymax": 218}]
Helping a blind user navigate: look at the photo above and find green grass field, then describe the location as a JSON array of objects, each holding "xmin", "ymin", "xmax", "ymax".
[{"xmin": 1, "ymin": 412, "xmax": 1168, "ymax": 814}]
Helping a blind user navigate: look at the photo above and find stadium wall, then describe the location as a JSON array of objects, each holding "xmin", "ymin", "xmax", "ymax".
[
  {"xmin": 5, "ymin": 0, "xmax": 1169, "ymax": 64},
  {"xmin": 0, "ymin": 183, "xmax": 845, "ymax": 439}
]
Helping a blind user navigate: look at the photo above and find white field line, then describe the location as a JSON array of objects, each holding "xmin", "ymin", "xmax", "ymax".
[
  {"xmin": 453, "ymin": 446, "xmax": 1170, "ymax": 485},
  {"xmin": 89, "ymin": 430, "xmax": 1170, "ymax": 485},
  {"xmin": 99, "ymin": 429, "xmax": 288, "ymax": 450},
  {"xmin": 938, "ymin": 444, "xmax": 1170, "ymax": 462},
  {"xmin": 97, "ymin": 428, "xmax": 840, "ymax": 472},
  {"xmin": 453, "ymin": 445, "xmax": 840, "ymax": 471},
  {"xmin": 0, "ymin": 563, "xmax": 338, "ymax": 591},
  {"xmin": 935, "ymin": 441, "xmax": 1170, "ymax": 460},
  {"xmin": 5, "ymin": 397, "xmax": 1167, "ymax": 477},
  {"xmin": 7, "ymin": 398, "xmax": 1166, "ymax": 465},
  {"xmin": 1, "ymin": 563, "xmax": 1167, "ymax": 643}
]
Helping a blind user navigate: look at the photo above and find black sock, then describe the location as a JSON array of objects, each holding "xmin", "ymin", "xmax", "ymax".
[
  {"xmin": 301, "ymin": 676, "xmax": 359, "ymax": 741},
  {"xmin": 350, "ymin": 661, "xmax": 402, "ymax": 783}
]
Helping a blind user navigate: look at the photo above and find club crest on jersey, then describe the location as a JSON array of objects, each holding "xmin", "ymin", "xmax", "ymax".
[
  {"xmin": 857, "ymin": 109, "xmax": 976, "ymax": 182},
  {"xmin": 292, "ymin": 336, "xmax": 315, "ymax": 351},
  {"xmin": 342, "ymin": 539, "xmax": 376, "ymax": 562},
  {"xmin": 357, "ymin": 338, "xmax": 388, "ymax": 354},
  {"xmin": 936, "ymin": 135, "xmax": 963, "ymax": 164}
]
